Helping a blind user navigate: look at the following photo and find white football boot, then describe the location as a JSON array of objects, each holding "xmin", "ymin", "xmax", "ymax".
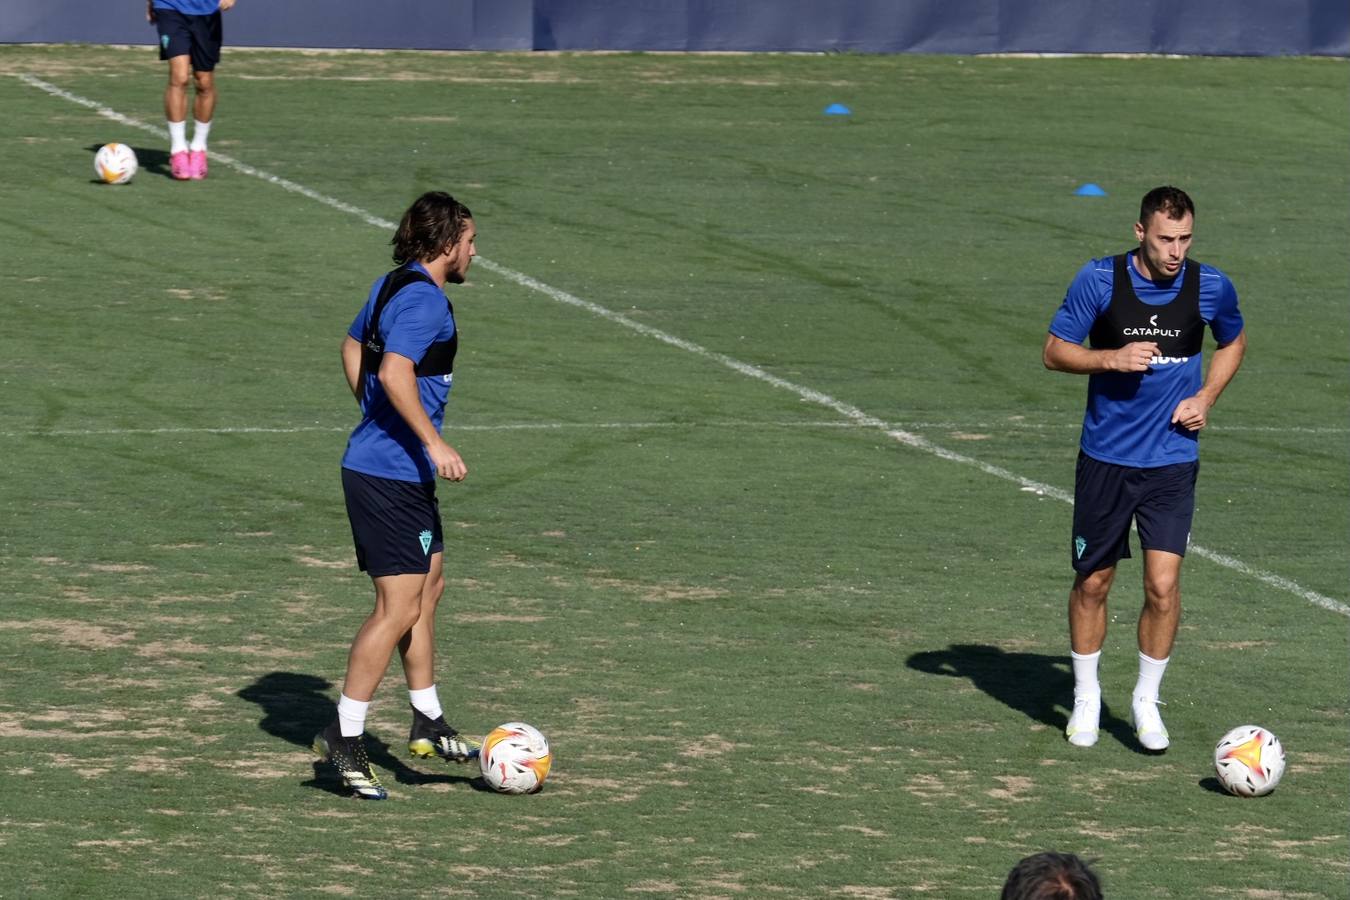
[
  {"xmin": 1132, "ymin": 696, "xmax": 1170, "ymax": 751},
  {"xmin": 1065, "ymin": 693, "xmax": 1101, "ymax": 747}
]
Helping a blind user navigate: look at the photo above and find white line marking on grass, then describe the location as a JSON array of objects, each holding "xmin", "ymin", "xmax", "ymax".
[
  {"xmin": 18, "ymin": 74, "xmax": 1347, "ymax": 617},
  {"xmin": 1187, "ymin": 547, "xmax": 1349, "ymax": 616}
]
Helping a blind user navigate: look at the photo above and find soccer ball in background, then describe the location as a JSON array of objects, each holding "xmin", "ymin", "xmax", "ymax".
[
  {"xmin": 1214, "ymin": 725, "xmax": 1286, "ymax": 797},
  {"xmin": 94, "ymin": 143, "xmax": 138, "ymax": 184},
  {"xmin": 480, "ymin": 722, "xmax": 552, "ymax": 794}
]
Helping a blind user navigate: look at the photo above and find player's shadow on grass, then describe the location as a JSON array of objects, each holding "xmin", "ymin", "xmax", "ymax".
[
  {"xmin": 236, "ymin": 671, "xmax": 484, "ymax": 796},
  {"xmin": 905, "ymin": 644, "xmax": 1143, "ymax": 751},
  {"xmin": 84, "ymin": 143, "xmax": 173, "ymax": 179}
]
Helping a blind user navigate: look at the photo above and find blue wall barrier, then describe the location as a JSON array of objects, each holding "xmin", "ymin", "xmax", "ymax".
[{"xmin": 3, "ymin": 0, "xmax": 1346, "ymax": 56}]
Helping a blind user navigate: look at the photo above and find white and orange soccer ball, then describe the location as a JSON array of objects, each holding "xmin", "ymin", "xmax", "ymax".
[
  {"xmin": 1214, "ymin": 725, "xmax": 1286, "ymax": 797},
  {"xmin": 479, "ymin": 722, "xmax": 551, "ymax": 794},
  {"xmin": 94, "ymin": 142, "xmax": 138, "ymax": 184}
]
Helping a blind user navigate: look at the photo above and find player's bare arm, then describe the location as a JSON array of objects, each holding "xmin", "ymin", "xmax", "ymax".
[
  {"xmin": 1043, "ymin": 334, "xmax": 1160, "ymax": 374},
  {"xmin": 219, "ymin": 0, "xmax": 236, "ymax": 10},
  {"xmin": 146, "ymin": 0, "xmax": 156, "ymax": 23},
  {"xmin": 341, "ymin": 335, "xmax": 364, "ymax": 403},
  {"xmin": 1172, "ymin": 329, "xmax": 1247, "ymax": 431},
  {"xmin": 378, "ymin": 352, "xmax": 467, "ymax": 481}
]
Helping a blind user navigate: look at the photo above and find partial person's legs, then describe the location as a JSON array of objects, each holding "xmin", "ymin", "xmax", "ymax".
[
  {"xmin": 163, "ymin": 55, "xmax": 191, "ymax": 126},
  {"xmin": 187, "ymin": 70, "xmax": 215, "ymax": 179},
  {"xmin": 312, "ymin": 572, "xmax": 427, "ymax": 799},
  {"xmin": 1138, "ymin": 549, "xmax": 1182, "ymax": 660},
  {"xmin": 397, "ymin": 554, "xmax": 479, "ymax": 762},
  {"xmin": 1066, "ymin": 566, "xmax": 1115, "ymax": 746},
  {"xmin": 191, "ymin": 69, "xmax": 217, "ymax": 125},
  {"xmin": 1132, "ymin": 550, "xmax": 1182, "ymax": 750},
  {"xmin": 398, "ymin": 554, "xmax": 444, "ymax": 691},
  {"xmin": 1069, "ymin": 566, "xmax": 1115, "ymax": 654},
  {"xmin": 342, "ymin": 572, "xmax": 430, "ymax": 707},
  {"xmin": 164, "ymin": 55, "xmax": 192, "ymax": 178}
]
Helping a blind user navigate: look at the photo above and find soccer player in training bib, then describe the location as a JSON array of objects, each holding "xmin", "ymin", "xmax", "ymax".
[
  {"xmin": 1043, "ymin": 186, "xmax": 1246, "ymax": 751},
  {"xmin": 313, "ymin": 192, "xmax": 480, "ymax": 799},
  {"xmin": 147, "ymin": 0, "xmax": 235, "ymax": 180}
]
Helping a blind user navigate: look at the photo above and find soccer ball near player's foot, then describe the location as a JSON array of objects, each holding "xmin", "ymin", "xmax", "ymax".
[
  {"xmin": 1214, "ymin": 725, "xmax": 1286, "ymax": 797},
  {"xmin": 94, "ymin": 143, "xmax": 138, "ymax": 184},
  {"xmin": 480, "ymin": 722, "xmax": 551, "ymax": 794}
]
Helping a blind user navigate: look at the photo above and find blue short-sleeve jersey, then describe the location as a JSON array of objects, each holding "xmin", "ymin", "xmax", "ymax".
[
  {"xmin": 153, "ymin": 0, "xmax": 221, "ymax": 14},
  {"xmin": 341, "ymin": 262, "xmax": 456, "ymax": 483},
  {"xmin": 1049, "ymin": 252, "xmax": 1243, "ymax": 468}
]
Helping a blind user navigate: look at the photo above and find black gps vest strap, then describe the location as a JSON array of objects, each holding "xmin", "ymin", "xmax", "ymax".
[
  {"xmin": 361, "ymin": 266, "xmax": 458, "ymax": 378},
  {"xmin": 1088, "ymin": 252, "xmax": 1203, "ymax": 356}
]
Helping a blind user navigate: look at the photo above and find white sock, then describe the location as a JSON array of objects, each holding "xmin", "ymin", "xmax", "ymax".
[
  {"xmin": 336, "ymin": 693, "xmax": 369, "ymax": 737},
  {"xmin": 1071, "ymin": 649, "xmax": 1101, "ymax": 698},
  {"xmin": 168, "ymin": 120, "xmax": 188, "ymax": 154},
  {"xmin": 409, "ymin": 685, "xmax": 443, "ymax": 721},
  {"xmin": 1133, "ymin": 652, "xmax": 1169, "ymax": 701},
  {"xmin": 189, "ymin": 118, "xmax": 212, "ymax": 152}
]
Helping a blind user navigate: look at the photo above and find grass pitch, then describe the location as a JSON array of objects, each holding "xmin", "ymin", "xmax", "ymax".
[{"xmin": 0, "ymin": 46, "xmax": 1347, "ymax": 898}]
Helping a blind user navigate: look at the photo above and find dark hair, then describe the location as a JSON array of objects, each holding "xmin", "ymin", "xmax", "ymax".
[
  {"xmin": 1139, "ymin": 186, "xmax": 1194, "ymax": 225},
  {"xmin": 1001, "ymin": 852, "xmax": 1104, "ymax": 900},
  {"xmin": 391, "ymin": 191, "xmax": 473, "ymax": 265}
]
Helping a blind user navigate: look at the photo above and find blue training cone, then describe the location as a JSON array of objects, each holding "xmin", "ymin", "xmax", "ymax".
[
  {"xmin": 824, "ymin": 103, "xmax": 851, "ymax": 116},
  {"xmin": 1074, "ymin": 183, "xmax": 1107, "ymax": 197}
]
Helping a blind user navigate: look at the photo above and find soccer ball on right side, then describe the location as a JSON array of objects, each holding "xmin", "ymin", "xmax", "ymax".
[
  {"xmin": 94, "ymin": 142, "xmax": 138, "ymax": 184},
  {"xmin": 480, "ymin": 722, "xmax": 552, "ymax": 794},
  {"xmin": 1214, "ymin": 725, "xmax": 1286, "ymax": 797}
]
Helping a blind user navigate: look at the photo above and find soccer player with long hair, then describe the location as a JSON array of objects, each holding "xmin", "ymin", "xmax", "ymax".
[{"xmin": 313, "ymin": 192, "xmax": 480, "ymax": 799}]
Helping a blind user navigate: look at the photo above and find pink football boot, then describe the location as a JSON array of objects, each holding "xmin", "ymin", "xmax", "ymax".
[
  {"xmin": 188, "ymin": 150, "xmax": 208, "ymax": 180},
  {"xmin": 170, "ymin": 150, "xmax": 191, "ymax": 180}
]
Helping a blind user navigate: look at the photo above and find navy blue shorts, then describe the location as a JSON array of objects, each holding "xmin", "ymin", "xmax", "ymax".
[
  {"xmin": 155, "ymin": 8, "xmax": 223, "ymax": 72},
  {"xmin": 342, "ymin": 468, "xmax": 444, "ymax": 578},
  {"xmin": 1070, "ymin": 452, "xmax": 1198, "ymax": 574}
]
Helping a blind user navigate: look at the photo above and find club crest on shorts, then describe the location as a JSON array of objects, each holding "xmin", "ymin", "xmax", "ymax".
[
  {"xmin": 418, "ymin": 530, "xmax": 433, "ymax": 555},
  {"xmin": 1074, "ymin": 535, "xmax": 1087, "ymax": 560}
]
